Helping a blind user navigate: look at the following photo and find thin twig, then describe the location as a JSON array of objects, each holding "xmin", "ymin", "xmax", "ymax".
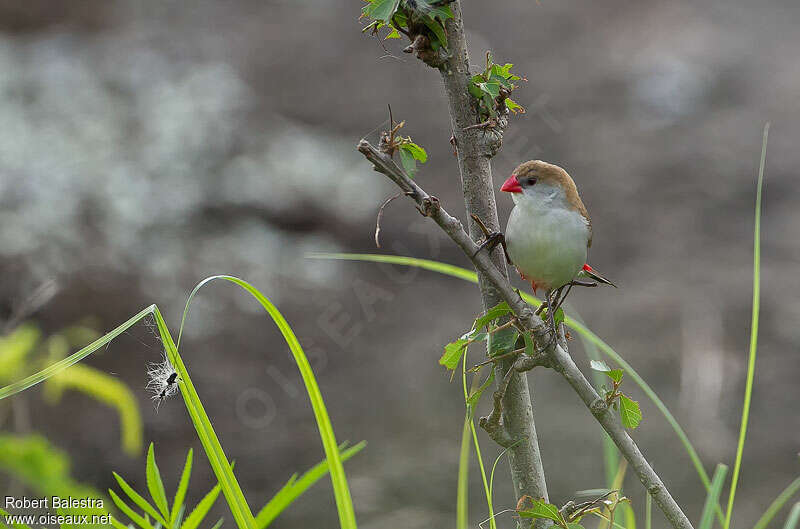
[{"xmin": 375, "ymin": 192, "xmax": 403, "ymax": 248}]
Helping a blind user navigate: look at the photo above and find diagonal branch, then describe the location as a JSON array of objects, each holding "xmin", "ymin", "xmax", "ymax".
[{"xmin": 357, "ymin": 139, "xmax": 694, "ymax": 529}]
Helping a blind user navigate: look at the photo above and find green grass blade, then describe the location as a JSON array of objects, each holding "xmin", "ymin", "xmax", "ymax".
[
  {"xmin": 700, "ymin": 464, "xmax": 728, "ymax": 529},
  {"xmin": 784, "ymin": 504, "xmax": 800, "ymax": 529},
  {"xmin": 173, "ymin": 276, "xmax": 357, "ymax": 529},
  {"xmin": 0, "ymin": 305, "xmax": 156, "ymax": 401},
  {"xmin": 113, "ymin": 472, "xmax": 167, "ymax": 528},
  {"xmin": 254, "ymin": 442, "xmax": 365, "ymax": 528},
  {"xmin": 309, "ymin": 254, "xmax": 716, "ymax": 494},
  {"xmin": 456, "ymin": 416, "xmax": 471, "ymax": 529},
  {"xmin": 181, "ymin": 483, "xmax": 221, "ymax": 529},
  {"xmin": 109, "ymin": 489, "xmax": 156, "ymax": 529},
  {"xmin": 753, "ymin": 477, "xmax": 800, "ymax": 529},
  {"xmin": 461, "ymin": 354, "xmax": 495, "ymax": 529},
  {"xmin": 171, "ymin": 449, "xmax": 193, "ymax": 526},
  {"xmin": 146, "ymin": 444, "xmax": 171, "ymax": 522},
  {"xmin": 210, "ymin": 519, "xmax": 224, "ymax": 529},
  {"xmin": 725, "ymin": 123, "xmax": 769, "ymax": 529},
  {"xmin": 151, "ymin": 307, "xmax": 256, "ymax": 529},
  {"xmin": 645, "ymin": 493, "xmax": 652, "ymax": 529}
]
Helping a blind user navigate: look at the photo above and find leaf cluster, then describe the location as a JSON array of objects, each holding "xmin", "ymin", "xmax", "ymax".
[
  {"xmin": 590, "ymin": 360, "xmax": 642, "ymax": 429},
  {"xmin": 516, "ymin": 491, "xmax": 630, "ymax": 529},
  {"xmin": 361, "ymin": 0, "xmax": 454, "ymax": 51},
  {"xmin": 468, "ymin": 53, "xmax": 525, "ymax": 121}
]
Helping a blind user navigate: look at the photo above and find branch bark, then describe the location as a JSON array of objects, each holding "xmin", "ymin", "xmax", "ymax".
[
  {"xmin": 356, "ymin": 140, "xmax": 694, "ymax": 529},
  {"xmin": 433, "ymin": 3, "xmax": 551, "ymax": 516}
]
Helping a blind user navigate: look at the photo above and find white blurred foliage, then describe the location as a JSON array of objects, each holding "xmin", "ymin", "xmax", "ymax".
[{"xmin": 0, "ymin": 31, "xmax": 381, "ymax": 312}]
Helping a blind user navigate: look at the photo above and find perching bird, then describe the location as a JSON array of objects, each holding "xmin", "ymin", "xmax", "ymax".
[{"xmin": 477, "ymin": 160, "xmax": 615, "ymax": 328}]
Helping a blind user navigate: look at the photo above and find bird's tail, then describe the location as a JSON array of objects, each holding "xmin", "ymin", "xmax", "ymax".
[{"xmin": 580, "ymin": 263, "xmax": 617, "ymax": 288}]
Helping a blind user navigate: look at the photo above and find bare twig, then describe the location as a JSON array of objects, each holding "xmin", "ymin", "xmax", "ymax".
[
  {"xmin": 356, "ymin": 138, "xmax": 694, "ymax": 529},
  {"xmin": 374, "ymin": 192, "xmax": 403, "ymax": 248}
]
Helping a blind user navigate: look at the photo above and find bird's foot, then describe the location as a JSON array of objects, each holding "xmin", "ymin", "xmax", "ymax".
[{"xmin": 470, "ymin": 214, "xmax": 512, "ymax": 264}]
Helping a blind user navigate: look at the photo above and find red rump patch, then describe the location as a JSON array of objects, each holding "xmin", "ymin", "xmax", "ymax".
[{"xmin": 583, "ymin": 263, "xmax": 593, "ymax": 272}]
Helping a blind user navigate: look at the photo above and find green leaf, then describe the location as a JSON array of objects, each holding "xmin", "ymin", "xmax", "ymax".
[
  {"xmin": 210, "ymin": 519, "xmax": 224, "ymax": 529},
  {"xmin": 385, "ymin": 27, "xmax": 401, "ymax": 39},
  {"xmin": 171, "ymin": 449, "xmax": 193, "ymax": 525},
  {"xmin": 440, "ymin": 338, "xmax": 469, "ymax": 370},
  {"xmin": 518, "ymin": 499, "xmax": 564, "ymax": 525},
  {"xmin": 474, "ymin": 302, "xmax": 512, "ymax": 331},
  {"xmin": 478, "ymin": 81, "xmax": 501, "ymax": 99},
  {"xmin": 466, "ymin": 370, "xmax": 495, "ymax": 407},
  {"xmin": 109, "ymin": 489, "xmax": 156, "ymax": 529},
  {"xmin": 398, "ymin": 148, "xmax": 417, "ymax": 177},
  {"xmin": 254, "ymin": 442, "xmax": 365, "ymax": 528},
  {"xmin": 488, "ymin": 330, "xmax": 518, "ymax": 358},
  {"xmin": 590, "ymin": 360, "xmax": 611, "ymax": 372},
  {"xmin": 523, "ymin": 332, "xmax": 535, "ymax": 356},
  {"xmin": 400, "ymin": 141, "xmax": 427, "ymax": 162},
  {"xmin": 422, "ymin": 17, "xmax": 447, "ymax": 48},
  {"xmin": 113, "ymin": 472, "xmax": 167, "ymax": 528},
  {"xmin": 590, "ymin": 360, "xmax": 623, "ymax": 383},
  {"xmin": 362, "ymin": 0, "xmax": 401, "ymax": 22},
  {"xmin": 505, "ymin": 98, "xmax": 525, "ymax": 114},
  {"xmin": 146, "ymin": 444, "xmax": 170, "ymax": 522},
  {"xmin": 181, "ymin": 483, "xmax": 221, "ymax": 529},
  {"xmin": 619, "ymin": 394, "xmax": 642, "ymax": 429}
]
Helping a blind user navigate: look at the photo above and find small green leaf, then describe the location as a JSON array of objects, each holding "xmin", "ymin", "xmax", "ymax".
[
  {"xmin": 109, "ymin": 489, "xmax": 156, "ymax": 529},
  {"xmin": 619, "ymin": 394, "xmax": 642, "ymax": 429},
  {"xmin": 146, "ymin": 443, "xmax": 170, "ymax": 522},
  {"xmin": 440, "ymin": 338, "xmax": 469, "ymax": 370},
  {"xmin": 523, "ymin": 332, "xmax": 536, "ymax": 356},
  {"xmin": 607, "ymin": 369, "xmax": 624, "ymax": 383},
  {"xmin": 473, "ymin": 302, "xmax": 512, "ymax": 331},
  {"xmin": 398, "ymin": 148, "xmax": 417, "ymax": 177},
  {"xmin": 171, "ymin": 448, "xmax": 193, "ymax": 525},
  {"xmin": 400, "ymin": 141, "xmax": 427, "ymax": 162},
  {"xmin": 362, "ymin": 0, "xmax": 401, "ymax": 22},
  {"xmin": 489, "ymin": 329, "xmax": 518, "ymax": 358},
  {"xmin": 112, "ymin": 472, "xmax": 167, "ymax": 528},
  {"xmin": 466, "ymin": 369, "xmax": 495, "ymax": 407},
  {"xmin": 385, "ymin": 27, "xmax": 401, "ymax": 39},
  {"xmin": 506, "ymin": 98, "xmax": 525, "ymax": 114},
  {"xmin": 590, "ymin": 360, "xmax": 611, "ymax": 372},
  {"xmin": 181, "ymin": 483, "xmax": 221, "ymax": 529},
  {"xmin": 518, "ymin": 498, "xmax": 565, "ymax": 525},
  {"xmin": 422, "ymin": 17, "xmax": 447, "ymax": 48}
]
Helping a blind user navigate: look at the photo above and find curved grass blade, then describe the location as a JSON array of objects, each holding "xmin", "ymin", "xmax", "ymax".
[
  {"xmin": 151, "ymin": 307, "xmax": 255, "ymax": 529},
  {"xmin": 308, "ymin": 254, "xmax": 714, "ymax": 489},
  {"xmin": 725, "ymin": 122, "xmax": 769, "ymax": 529},
  {"xmin": 146, "ymin": 443, "xmax": 170, "ymax": 522},
  {"xmin": 753, "ymin": 477, "xmax": 800, "ymax": 529},
  {"xmin": 174, "ymin": 276, "xmax": 357, "ymax": 529},
  {"xmin": 0, "ymin": 305, "xmax": 156, "ymax": 401},
  {"xmin": 171, "ymin": 449, "xmax": 193, "ymax": 526},
  {"xmin": 462, "ymin": 355, "xmax": 495, "ymax": 529}
]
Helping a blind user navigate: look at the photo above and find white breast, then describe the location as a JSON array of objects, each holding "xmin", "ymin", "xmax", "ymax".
[{"xmin": 505, "ymin": 191, "xmax": 590, "ymax": 291}]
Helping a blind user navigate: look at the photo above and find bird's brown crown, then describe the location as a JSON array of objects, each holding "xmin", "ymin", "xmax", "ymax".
[{"xmin": 512, "ymin": 160, "xmax": 592, "ymax": 244}]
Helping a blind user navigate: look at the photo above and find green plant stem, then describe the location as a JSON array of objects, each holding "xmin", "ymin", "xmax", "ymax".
[
  {"xmin": 725, "ymin": 123, "xmax": 769, "ymax": 529},
  {"xmin": 753, "ymin": 477, "xmax": 800, "ymax": 529}
]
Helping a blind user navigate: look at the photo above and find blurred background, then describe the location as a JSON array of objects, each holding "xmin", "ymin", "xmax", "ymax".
[{"xmin": 0, "ymin": 0, "xmax": 798, "ymax": 527}]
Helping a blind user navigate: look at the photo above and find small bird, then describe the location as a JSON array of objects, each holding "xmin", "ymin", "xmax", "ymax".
[{"xmin": 477, "ymin": 160, "xmax": 615, "ymax": 329}]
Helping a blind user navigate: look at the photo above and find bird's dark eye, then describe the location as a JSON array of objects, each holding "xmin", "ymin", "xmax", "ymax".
[{"xmin": 525, "ymin": 177, "xmax": 537, "ymax": 186}]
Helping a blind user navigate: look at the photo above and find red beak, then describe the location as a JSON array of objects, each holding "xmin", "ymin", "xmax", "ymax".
[{"xmin": 500, "ymin": 174, "xmax": 522, "ymax": 193}]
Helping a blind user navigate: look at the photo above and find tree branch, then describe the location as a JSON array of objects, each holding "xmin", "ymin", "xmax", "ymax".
[
  {"xmin": 356, "ymin": 139, "xmax": 694, "ymax": 529},
  {"xmin": 432, "ymin": 4, "xmax": 550, "ymax": 519}
]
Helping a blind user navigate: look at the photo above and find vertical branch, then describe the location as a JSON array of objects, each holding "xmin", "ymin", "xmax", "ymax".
[{"xmin": 438, "ymin": 1, "xmax": 550, "ymax": 511}]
